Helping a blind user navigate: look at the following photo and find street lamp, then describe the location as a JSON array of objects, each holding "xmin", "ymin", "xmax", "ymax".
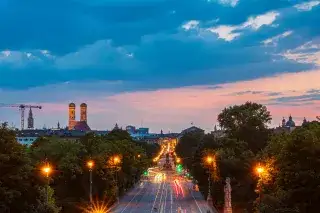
[
  {"xmin": 41, "ymin": 164, "xmax": 52, "ymax": 204},
  {"xmin": 256, "ymin": 166, "xmax": 265, "ymax": 176},
  {"xmin": 205, "ymin": 155, "xmax": 216, "ymax": 204},
  {"xmin": 87, "ymin": 160, "xmax": 94, "ymax": 203},
  {"xmin": 206, "ymin": 156, "xmax": 213, "ymax": 164},
  {"xmin": 176, "ymin": 158, "xmax": 181, "ymax": 163},
  {"xmin": 113, "ymin": 156, "xmax": 120, "ymax": 165},
  {"xmin": 255, "ymin": 165, "xmax": 265, "ymax": 210},
  {"xmin": 111, "ymin": 156, "xmax": 121, "ymax": 204}
]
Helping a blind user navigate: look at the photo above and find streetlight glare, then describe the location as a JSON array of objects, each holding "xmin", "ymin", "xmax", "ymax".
[
  {"xmin": 42, "ymin": 165, "xmax": 51, "ymax": 176},
  {"xmin": 87, "ymin": 160, "xmax": 94, "ymax": 169},
  {"xmin": 137, "ymin": 154, "xmax": 141, "ymax": 158},
  {"xmin": 206, "ymin": 156, "xmax": 213, "ymax": 163},
  {"xmin": 256, "ymin": 166, "xmax": 265, "ymax": 175},
  {"xmin": 113, "ymin": 156, "xmax": 121, "ymax": 164}
]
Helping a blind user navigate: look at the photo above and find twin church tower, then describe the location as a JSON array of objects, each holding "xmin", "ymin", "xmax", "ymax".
[{"xmin": 68, "ymin": 103, "xmax": 89, "ymax": 130}]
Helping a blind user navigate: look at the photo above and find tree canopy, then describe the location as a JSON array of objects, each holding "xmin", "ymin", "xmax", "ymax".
[
  {"xmin": 0, "ymin": 123, "xmax": 60, "ymax": 213},
  {"xmin": 1, "ymin": 125, "xmax": 159, "ymax": 213},
  {"xmin": 175, "ymin": 102, "xmax": 320, "ymax": 212},
  {"xmin": 218, "ymin": 101, "xmax": 272, "ymax": 153},
  {"xmin": 260, "ymin": 121, "xmax": 320, "ymax": 212}
]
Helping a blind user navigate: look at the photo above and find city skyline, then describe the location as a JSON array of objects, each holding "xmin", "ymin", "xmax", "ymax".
[{"xmin": 1, "ymin": 0, "xmax": 319, "ymax": 132}]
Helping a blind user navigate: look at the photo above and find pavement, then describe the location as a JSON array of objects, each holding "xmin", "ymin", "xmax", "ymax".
[{"xmin": 111, "ymin": 156, "xmax": 218, "ymax": 213}]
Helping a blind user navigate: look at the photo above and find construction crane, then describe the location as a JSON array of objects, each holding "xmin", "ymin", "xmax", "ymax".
[{"xmin": 0, "ymin": 104, "xmax": 42, "ymax": 130}]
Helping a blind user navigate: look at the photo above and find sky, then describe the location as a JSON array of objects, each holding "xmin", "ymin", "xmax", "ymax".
[{"xmin": 0, "ymin": 0, "xmax": 319, "ymax": 132}]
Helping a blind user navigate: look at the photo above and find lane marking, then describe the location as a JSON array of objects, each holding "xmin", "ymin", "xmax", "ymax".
[
  {"xmin": 191, "ymin": 189, "xmax": 203, "ymax": 213},
  {"xmin": 170, "ymin": 187, "xmax": 173, "ymax": 213},
  {"xmin": 158, "ymin": 181, "xmax": 165, "ymax": 212},
  {"xmin": 120, "ymin": 182, "xmax": 146, "ymax": 213},
  {"xmin": 150, "ymin": 181, "xmax": 163, "ymax": 213},
  {"xmin": 163, "ymin": 179, "xmax": 169, "ymax": 213}
]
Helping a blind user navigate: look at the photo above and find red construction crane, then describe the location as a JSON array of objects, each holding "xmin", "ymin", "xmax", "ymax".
[{"xmin": 0, "ymin": 104, "xmax": 42, "ymax": 130}]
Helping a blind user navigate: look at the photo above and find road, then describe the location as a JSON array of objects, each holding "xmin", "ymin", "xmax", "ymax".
[{"xmin": 111, "ymin": 155, "xmax": 217, "ymax": 213}]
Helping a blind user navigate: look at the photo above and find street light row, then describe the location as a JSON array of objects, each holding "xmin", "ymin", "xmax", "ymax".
[
  {"xmin": 40, "ymin": 154, "xmax": 141, "ymax": 205},
  {"xmin": 41, "ymin": 154, "xmax": 147, "ymax": 176}
]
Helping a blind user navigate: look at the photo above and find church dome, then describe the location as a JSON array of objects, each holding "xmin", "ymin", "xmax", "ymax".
[
  {"xmin": 80, "ymin": 103, "xmax": 87, "ymax": 107},
  {"xmin": 285, "ymin": 115, "xmax": 295, "ymax": 127},
  {"xmin": 69, "ymin": 103, "xmax": 76, "ymax": 107}
]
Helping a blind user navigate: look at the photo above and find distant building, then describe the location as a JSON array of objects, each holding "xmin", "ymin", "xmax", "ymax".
[
  {"xmin": 16, "ymin": 136, "xmax": 37, "ymax": 145},
  {"xmin": 126, "ymin": 125, "xmax": 136, "ymax": 134},
  {"xmin": 211, "ymin": 125, "xmax": 226, "ymax": 138},
  {"xmin": 137, "ymin": 127, "xmax": 149, "ymax": 135},
  {"xmin": 27, "ymin": 108, "xmax": 34, "ymax": 129},
  {"xmin": 180, "ymin": 126, "xmax": 204, "ymax": 135},
  {"xmin": 113, "ymin": 123, "xmax": 120, "ymax": 130},
  {"xmin": 15, "ymin": 128, "xmax": 109, "ymax": 145},
  {"xmin": 274, "ymin": 115, "xmax": 307, "ymax": 134},
  {"xmin": 125, "ymin": 125, "xmax": 149, "ymax": 137},
  {"xmin": 68, "ymin": 103, "xmax": 91, "ymax": 131}
]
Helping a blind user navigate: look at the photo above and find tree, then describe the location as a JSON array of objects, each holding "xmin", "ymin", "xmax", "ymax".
[
  {"xmin": 31, "ymin": 187, "xmax": 61, "ymax": 213},
  {"xmin": 261, "ymin": 122, "xmax": 320, "ymax": 212},
  {"xmin": 30, "ymin": 138, "xmax": 87, "ymax": 213},
  {"xmin": 31, "ymin": 137, "xmax": 51, "ymax": 149},
  {"xmin": 0, "ymin": 124, "xmax": 43, "ymax": 212},
  {"xmin": 29, "ymin": 130, "xmax": 157, "ymax": 212},
  {"xmin": 105, "ymin": 129, "xmax": 131, "ymax": 141},
  {"xmin": 218, "ymin": 102, "xmax": 272, "ymax": 153}
]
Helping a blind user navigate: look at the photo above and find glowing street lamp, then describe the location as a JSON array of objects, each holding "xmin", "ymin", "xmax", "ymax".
[
  {"xmin": 113, "ymin": 156, "xmax": 120, "ymax": 165},
  {"xmin": 256, "ymin": 166, "xmax": 265, "ymax": 176},
  {"xmin": 110, "ymin": 155, "xmax": 121, "ymax": 204},
  {"xmin": 205, "ymin": 155, "xmax": 216, "ymax": 203},
  {"xmin": 137, "ymin": 154, "xmax": 141, "ymax": 158},
  {"xmin": 87, "ymin": 160, "xmax": 95, "ymax": 202},
  {"xmin": 255, "ymin": 164, "xmax": 266, "ymax": 208},
  {"xmin": 206, "ymin": 156, "xmax": 214, "ymax": 164},
  {"xmin": 41, "ymin": 163, "xmax": 52, "ymax": 203},
  {"xmin": 87, "ymin": 160, "xmax": 94, "ymax": 170},
  {"xmin": 42, "ymin": 165, "xmax": 51, "ymax": 177}
]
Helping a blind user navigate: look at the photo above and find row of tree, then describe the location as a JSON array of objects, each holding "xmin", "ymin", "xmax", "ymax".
[
  {"xmin": 0, "ymin": 125, "xmax": 160, "ymax": 213},
  {"xmin": 176, "ymin": 102, "xmax": 320, "ymax": 212}
]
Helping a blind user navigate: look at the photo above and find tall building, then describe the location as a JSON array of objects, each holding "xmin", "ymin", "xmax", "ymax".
[
  {"xmin": 68, "ymin": 103, "xmax": 91, "ymax": 131},
  {"xmin": 80, "ymin": 103, "xmax": 87, "ymax": 122},
  {"xmin": 27, "ymin": 107, "xmax": 34, "ymax": 129},
  {"xmin": 68, "ymin": 103, "xmax": 77, "ymax": 130}
]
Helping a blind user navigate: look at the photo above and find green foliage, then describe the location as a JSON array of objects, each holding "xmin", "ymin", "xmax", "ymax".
[
  {"xmin": 260, "ymin": 122, "xmax": 320, "ymax": 212},
  {"xmin": 29, "ymin": 131, "xmax": 158, "ymax": 212},
  {"xmin": 31, "ymin": 186, "xmax": 61, "ymax": 213},
  {"xmin": 176, "ymin": 102, "xmax": 272, "ymax": 211},
  {"xmin": 218, "ymin": 101, "xmax": 272, "ymax": 153},
  {"xmin": 1, "ymin": 122, "xmax": 159, "ymax": 213},
  {"xmin": 175, "ymin": 102, "xmax": 318, "ymax": 212},
  {"xmin": 0, "ymin": 123, "xmax": 40, "ymax": 212}
]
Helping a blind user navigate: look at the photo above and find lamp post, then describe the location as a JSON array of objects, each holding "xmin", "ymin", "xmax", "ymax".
[
  {"xmin": 206, "ymin": 156, "xmax": 215, "ymax": 204},
  {"xmin": 112, "ymin": 156, "xmax": 121, "ymax": 204},
  {"xmin": 255, "ymin": 165, "xmax": 265, "ymax": 209},
  {"xmin": 41, "ymin": 164, "xmax": 52, "ymax": 204},
  {"xmin": 87, "ymin": 160, "xmax": 94, "ymax": 203},
  {"xmin": 176, "ymin": 158, "xmax": 181, "ymax": 164}
]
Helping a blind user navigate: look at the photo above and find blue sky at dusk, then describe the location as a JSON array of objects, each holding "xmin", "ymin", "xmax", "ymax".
[{"xmin": 0, "ymin": 0, "xmax": 319, "ymax": 132}]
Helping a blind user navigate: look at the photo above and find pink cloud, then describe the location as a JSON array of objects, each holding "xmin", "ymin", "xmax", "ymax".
[
  {"xmin": 4, "ymin": 69, "xmax": 320, "ymax": 132},
  {"xmin": 99, "ymin": 69, "xmax": 320, "ymax": 130}
]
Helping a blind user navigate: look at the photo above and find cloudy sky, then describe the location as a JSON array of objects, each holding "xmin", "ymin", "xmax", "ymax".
[{"xmin": 0, "ymin": 0, "xmax": 319, "ymax": 132}]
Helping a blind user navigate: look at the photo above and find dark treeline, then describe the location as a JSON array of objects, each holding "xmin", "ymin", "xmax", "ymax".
[
  {"xmin": 0, "ymin": 125, "xmax": 160, "ymax": 213},
  {"xmin": 176, "ymin": 102, "xmax": 320, "ymax": 213}
]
